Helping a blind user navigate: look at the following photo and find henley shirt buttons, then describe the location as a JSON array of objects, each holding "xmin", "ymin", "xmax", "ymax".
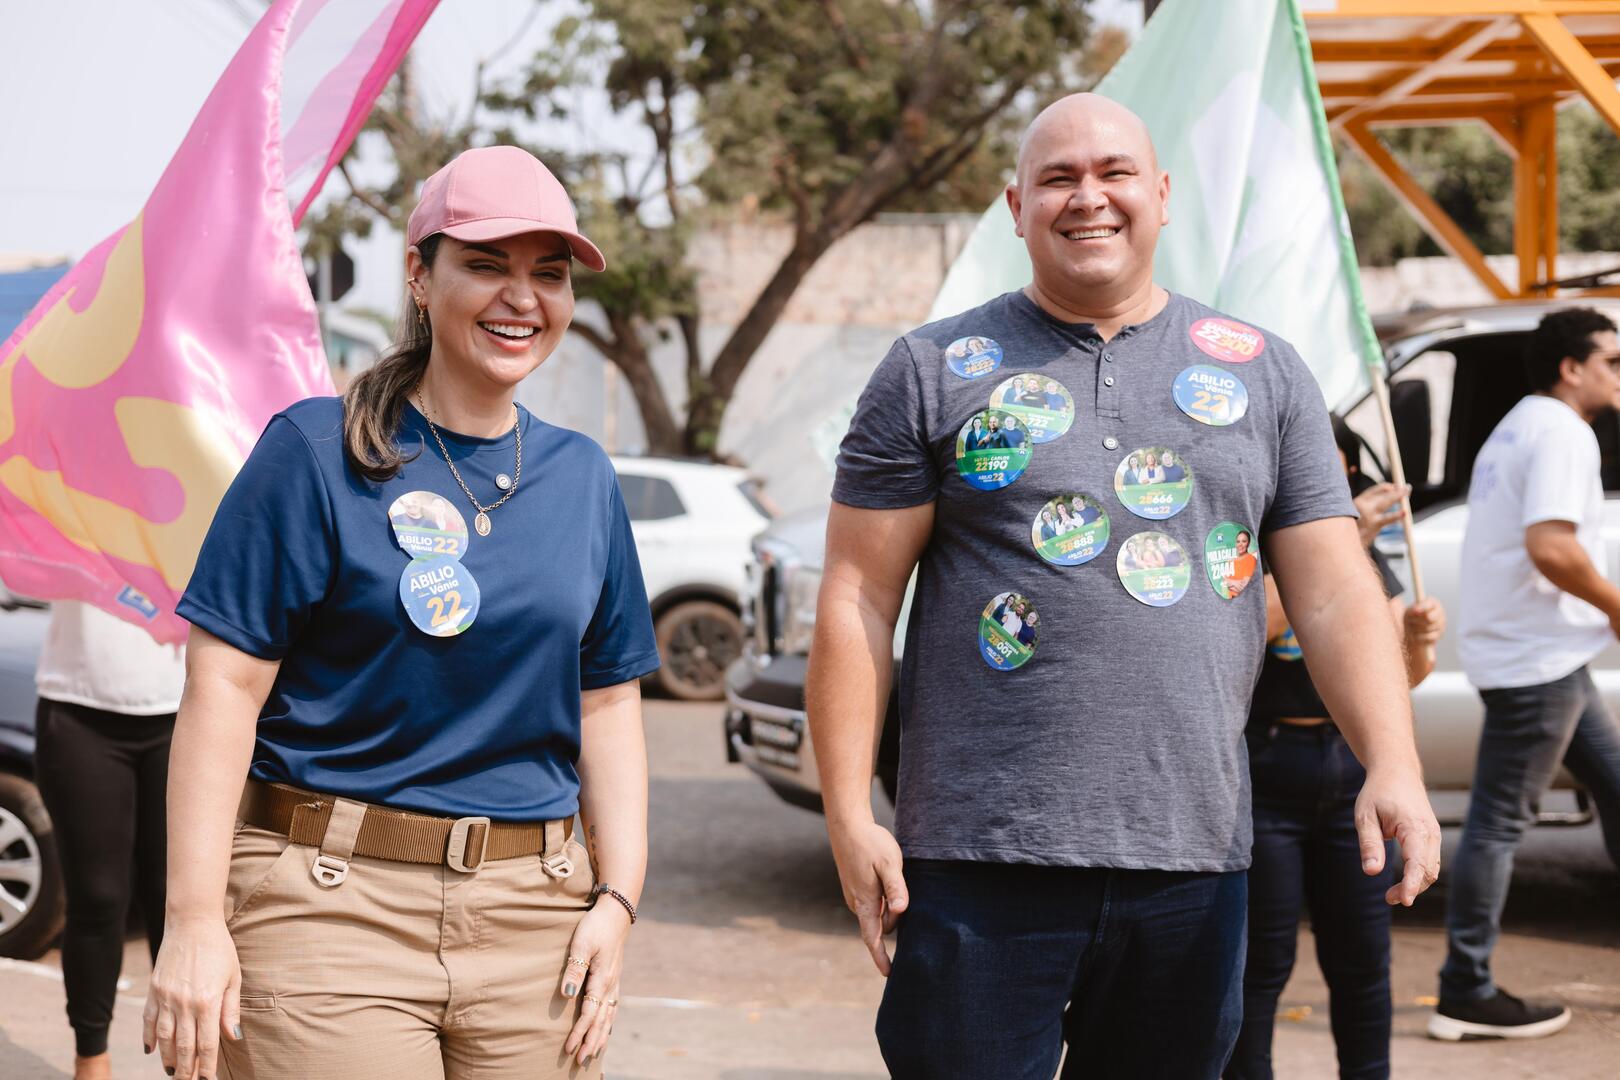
[
  {"xmin": 1103, "ymin": 353, "xmax": 1114, "ymax": 362},
  {"xmin": 1104, "ymin": 376, "xmax": 1116, "ymax": 387},
  {"xmin": 1103, "ymin": 435, "xmax": 1119, "ymax": 451}
]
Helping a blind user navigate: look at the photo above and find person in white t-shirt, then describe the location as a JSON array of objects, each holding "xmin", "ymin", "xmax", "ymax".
[
  {"xmin": 32, "ymin": 601, "xmax": 185, "ymax": 1080},
  {"xmin": 1433, "ymin": 308, "xmax": 1620, "ymax": 1043}
]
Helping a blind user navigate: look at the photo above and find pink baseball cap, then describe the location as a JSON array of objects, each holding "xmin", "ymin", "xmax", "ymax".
[{"xmin": 406, "ymin": 145, "xmax": 606, "ymax": 272}]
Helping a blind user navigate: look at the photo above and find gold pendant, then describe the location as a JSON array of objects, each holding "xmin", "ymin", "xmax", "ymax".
[{"xmin": 475, "ymin": 511, "xmax": 492, "ymax": 536}]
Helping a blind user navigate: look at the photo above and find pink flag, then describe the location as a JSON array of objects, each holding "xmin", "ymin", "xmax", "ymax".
[{"xmin": 0, "ymin": 0, "xmax": 441, "ymax": 643}]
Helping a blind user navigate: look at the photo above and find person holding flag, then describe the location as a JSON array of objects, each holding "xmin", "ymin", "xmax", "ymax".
[
  {"xmin": 809, "ymin": 92, "xmax": 1441, "ymax": 1078},
  {"xmin": 144, "ymin": 146, "xmax": 660, "ymax": 1080}
]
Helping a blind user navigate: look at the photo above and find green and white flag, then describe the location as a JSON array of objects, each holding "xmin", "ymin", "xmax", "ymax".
[{"xmin": 928, "ymin": 0, "xmax": 1380, "ymax": 410}]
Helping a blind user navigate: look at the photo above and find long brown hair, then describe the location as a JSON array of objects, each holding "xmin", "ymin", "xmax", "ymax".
[{"xmin": 342, "ymin": 234, "xmax": 443, "ymax": 481}]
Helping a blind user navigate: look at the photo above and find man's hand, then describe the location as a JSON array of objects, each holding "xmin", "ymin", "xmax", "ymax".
[
  {"xmin": 1402, "ymin": 597, "xmax": 1446, "ymax": 647},
  {"xmin": 1352, "ymin": 482, "xmax": 1408, "ymax": 548},
  {"xmin": 827, "ymin": 819, "xmax": 909, "ymax": 975},
  {"xmin": 1354, "ymin": 764, "xmax": 1440, "ymax": 906}
]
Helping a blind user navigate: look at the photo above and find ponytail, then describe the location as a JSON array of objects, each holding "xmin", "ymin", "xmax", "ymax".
[{"xmin": 342, "ymin": 234, "xmax": 442, "ymax": 481}]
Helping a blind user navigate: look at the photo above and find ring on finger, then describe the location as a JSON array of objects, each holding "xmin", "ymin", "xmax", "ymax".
[
  {"xmin": 606, "ymin": 998, "xmax": 618, "ymax": 1007},
  {"xmin": 566, "ymin": 956, "xmax": 590, "ymax": 968},
  {"xmin": 583, "ymin": 993, "xmax": 603, "ymax": 1004}
]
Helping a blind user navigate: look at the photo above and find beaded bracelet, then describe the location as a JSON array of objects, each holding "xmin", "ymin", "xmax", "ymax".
[{"xmin": 593, "ymin": 883, "xmax": 638, "ymax": 924}]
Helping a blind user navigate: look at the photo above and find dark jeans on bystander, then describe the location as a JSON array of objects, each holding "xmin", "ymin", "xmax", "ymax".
[
  {"xmin": 33, "ymin": 698, "xmax": 173, "ymax": 1058},
  {"xmin": 875, "ymin": 858, "xmax": 1246, "ymax": 1080},
  {"xmin": 1226, "ymin": 723, "xmax": 1395, "ymax": 1080},
  {"xmin": 1441, "ymin": 665, "xmax": 1620, "ymax": 1002}
]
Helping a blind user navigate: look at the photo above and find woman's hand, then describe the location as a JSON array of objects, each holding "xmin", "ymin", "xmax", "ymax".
[
  {"xmin": 1353, "ymin": 482, "xmax": 1408, "ymax": 548},
  {"xmin": 560, "ymin": 898, "xmax": 631, "ymax": 1066},
  {"xmin": 1403, "ymin": 596, "xmax": 1446, "ymax": 647},
  {"xmin": 143, "ymin": 917, "xmax": 243, "ymax": 1080}
]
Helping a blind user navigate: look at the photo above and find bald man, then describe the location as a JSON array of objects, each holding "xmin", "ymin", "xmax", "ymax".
[{"xmin": 809, "ymin": 94, "xmax": 1439, "ymax": 1078}]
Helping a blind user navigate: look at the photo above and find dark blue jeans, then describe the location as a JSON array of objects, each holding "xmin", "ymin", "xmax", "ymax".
[
  {"xmin": 1441, "ymin": 665, "xmax": 1620, "ymax": 1001},
  {"xmin": 1226, "ymin": 724, "xmax": 1394, "ymax": 1080},
  {"xmin": 875, "ymin": 859, "xmax": 1246, "ymax": 1079}
]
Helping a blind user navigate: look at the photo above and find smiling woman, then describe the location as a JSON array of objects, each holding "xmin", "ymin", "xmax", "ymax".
[{"xmin": 143, "ymin": 146, "xmax": 657, "ymax": 1080}]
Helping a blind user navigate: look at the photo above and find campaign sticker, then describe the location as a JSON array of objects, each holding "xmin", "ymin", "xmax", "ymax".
[
  {"xmin": 1173, "ymin": 365, "xmax": 1250, "ymax": 427},
  {"xmin": 979, "ymin": 591, "xmax": 1039, "ymax": 671},
  {"xmin": 388, "ymin": 490, "xmax": 470, "ymax": 559},
  {"xmin": 955, "ymin": 410, "xmax": 1033, "ymax": 490},
  {"xmin": 945, "ymin": 335, "xmax": 1004, "ymax": 380},
  {"xmin": 1205, "ymin": 521, "xmax": 1260, "ymax": 599},
  {"xmin": 399, "ymin": 556, "xmax": 481, "ymax": 637},
  {"xmin": 991, "ymin": 374, "xmax": 1074, "ymax": 443},
  {"xmin": 1113, "ymin": 447, "xmax": 1193, "ymax": 520},
  {"xmin": 1116, "ymin": 532, "xmax": 1192, "ymax": 608},
  {"xmin": 1032, "ymin": 493, "xmax": 1110, "ymax": 567},
  {"xmin": 1190, "ymin": 317, "xmax": 1266, "ymax": 363}
]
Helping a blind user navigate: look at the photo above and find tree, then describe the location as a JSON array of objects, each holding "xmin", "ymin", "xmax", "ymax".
[
  {"xmin": 1338, "ymin": 104, "xmax": 1619, "ymax": 269},
  {"xmin": 316, "ymin": 1, "xmax": 1096, "ymax": 456}
]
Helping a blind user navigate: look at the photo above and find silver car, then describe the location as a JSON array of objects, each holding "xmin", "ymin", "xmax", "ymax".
[{"xmin": 725, "ymin": 299, "xmax": 1620, "ymax": 816}]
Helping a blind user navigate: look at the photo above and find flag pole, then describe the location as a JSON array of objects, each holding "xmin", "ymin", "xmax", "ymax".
[{"xmin": 1368, "ymin": 369, "xmax": 1426, "ymax": 604}]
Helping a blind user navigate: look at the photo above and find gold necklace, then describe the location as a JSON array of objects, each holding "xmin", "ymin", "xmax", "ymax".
[{"xmin": 414, "ymin": 391, "xmax": 521, "ymax": 536}]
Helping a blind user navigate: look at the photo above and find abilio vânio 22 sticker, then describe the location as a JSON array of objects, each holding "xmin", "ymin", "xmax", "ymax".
[
  {"xmin": 990, "ymin": 373, "xmax": 1074, "ymax": 443},
  {"xmin": 956, "ymin": 409, "xmax": 1032, "ymax": 490},
  {"xmin": 945, "ymin": 335, "xmax": 1004, "ymax": 380},
  {"xmin": 1031, "ymin": 493, "xmax": 1109, "ymax": 567},
  {"xmin": 388, "ymin": 490, "xmax": 470, "ymax": 559},
  {"xmin": 979, "ymin": 591, "xmax": 1039, "ymax": 671},
  {"xmin": 1172, "ymin": 365, "xmax": 1249, "ymax": 427},
  {"xmin": 1205, "ymin": 521, "xmax": 1260, "ymax": 600},
  {"xmin": 1113, "ymin": 447, "xmax": 1193, "ymax": 520},
  {"xmin": 1116, "ymin": 531, "xmax": 1191, "ymax": 608},
  {"xmin": 399, "ymin": 556, "xmax": 481, "ymax": 637}
]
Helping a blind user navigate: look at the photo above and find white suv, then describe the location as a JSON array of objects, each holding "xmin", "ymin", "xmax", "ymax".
[{"xmin": 612, "ymin": 457, "xmax": 772, "ymax": 700}]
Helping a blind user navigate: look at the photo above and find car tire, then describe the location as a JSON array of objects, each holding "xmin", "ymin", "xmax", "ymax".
[
  {"xmin": 0, "ymin": 771, "xmax": 65, "ymax": 960},
  {"xmin": 654, "ymin": 600, "xmax": 745, "ymax": 702}
]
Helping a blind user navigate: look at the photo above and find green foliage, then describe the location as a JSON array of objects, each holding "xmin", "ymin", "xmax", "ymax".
[{"xmin": 1339, "ymin": 105, "xmax": 1620, "ymax": 268}]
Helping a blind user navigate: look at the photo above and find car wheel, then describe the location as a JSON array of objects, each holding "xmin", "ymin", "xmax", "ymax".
[
  {"xmin": 0, "ymin": 771, "xmax": 64, "ymax": 959},
  {"xmin": 655, "ymin": 600, "xmax": 745, "ymax": 702}
]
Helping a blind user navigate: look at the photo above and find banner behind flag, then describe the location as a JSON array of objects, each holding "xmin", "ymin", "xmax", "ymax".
[
  {"xmin": 0, "ymin": 0, "xmax": 440, "ymax": 642},
  {"xmin": 929, "ymin": 0, "xmax": 1380, "ymax": 409}
]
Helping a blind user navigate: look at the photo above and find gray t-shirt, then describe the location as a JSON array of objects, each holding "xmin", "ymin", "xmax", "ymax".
[{"xmin": 832, "ymin": 290, "xmax": 1353, "ymax": 871}]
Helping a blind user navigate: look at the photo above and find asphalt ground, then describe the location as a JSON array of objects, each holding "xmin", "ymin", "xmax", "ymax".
[{"xmin": 1, "ymin": 699, "xmax": 1616, "ymax": 1078}]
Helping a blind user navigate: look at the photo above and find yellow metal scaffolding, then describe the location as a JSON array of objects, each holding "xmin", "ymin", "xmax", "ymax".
[{"xmin": 1304, "ymin": 1, "xmax": 1620, "ymax": 298}]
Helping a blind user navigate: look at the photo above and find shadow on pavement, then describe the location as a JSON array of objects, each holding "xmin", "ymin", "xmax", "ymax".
[{"xmin": 0, "ymin": 1030, "xmax": 68, "ymax": 1080}]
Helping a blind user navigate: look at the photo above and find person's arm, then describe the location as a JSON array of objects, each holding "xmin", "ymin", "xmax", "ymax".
[
  {"xmin": 1398, "ymin": 596, "xmax": 1445, "ymax": 688},
  {"xmin": 808, "ymin": 500, "xmax": 934, "ymax": 975},
  {"xmin": 564, "ymin": 678, "xmax": 648, "ymax": 1065},
  {"xmin": 1262, "ymin": 574, "xmax": 1289, "ymax": 641},
  {"xmin": 1267, "ymin": 516, "xmax": 1440, "ymax": 906},
  {"xmin": 144, "ymin": 629, "xmax": 278, "ymax": 1080},
  {"xmin": 1526, "ymin": 520, "xmax": 1620, "ymax": 636}
]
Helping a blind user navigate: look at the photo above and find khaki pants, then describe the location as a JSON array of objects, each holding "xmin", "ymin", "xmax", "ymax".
[{"xmin": 220, "ymin": 815, "xmax": 600, "ymax": 1079}]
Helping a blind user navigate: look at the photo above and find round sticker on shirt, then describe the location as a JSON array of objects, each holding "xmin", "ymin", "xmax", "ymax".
[
  {"xmin": 955, "ymin": 409, "xmax": 1033, "ymax": 490},
  {"xmin": 1205, "ymin": 521, "xmax": 1260, "ymax": 600},
  {"xmin": 1116, "ymin": 531, "xmax": 1192, "ymax": 608},
  {"xmin": 978, "ymin": 591, "xmax": 1039, "ymax": 671},
  {"xmin": 399, "ymin": 556, "xmax": 481, "ymax": 637},
  {"xmin": 1031, "ymin": 493, "xmax": 1110, "ymax": 567},
  {"xmin": 1113, "ymin": 447, "xmax": 1193, "ymax": 520},
  {"xmin": 1190, "ymin": 317, "xmax": 1266, "ymax": 363},
  {"xmin": 990, "ymin": 374, "xmax": 1074, "ymax": 443},
  {"xmin": 388, "ymin": 491, "xmax": 470, "ymax": 559},
  {"xmin": 1173, "ymin": 365, "xmax": 1250, "ymax": 427},
  {"xmin": 945, "ymin": 335, "xmax": 1005, "ymax": 380}
]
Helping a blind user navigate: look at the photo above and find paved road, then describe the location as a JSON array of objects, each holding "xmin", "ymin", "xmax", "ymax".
[{"xmin": 2, "ymin": 699, "xmax": 1617, "ymax": 1077}]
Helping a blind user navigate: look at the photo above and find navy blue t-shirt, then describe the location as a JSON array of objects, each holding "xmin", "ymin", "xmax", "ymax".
[{"xmin": 178, "ymin": 397, "xmax": 660, "ymax": 821}]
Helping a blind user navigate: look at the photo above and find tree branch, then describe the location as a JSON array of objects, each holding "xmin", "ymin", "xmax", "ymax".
[
  {"xmin": 819, "ymin": 0, "xmax": 870, "ymax": 72},
  {"xmin": 339, "ymin": 161, "xmax": 397, "ymax": 223}
]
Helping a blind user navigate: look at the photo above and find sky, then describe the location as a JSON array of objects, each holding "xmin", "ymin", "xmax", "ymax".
[{"xmin": 0, "ymin": 0, "xmax": 1143, "ymax": 316}]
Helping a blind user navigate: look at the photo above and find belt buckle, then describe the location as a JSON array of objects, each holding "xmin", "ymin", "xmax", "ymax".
[{"xmin": 446, "ymin": 816, "xmax": 491, "ymax": 873}]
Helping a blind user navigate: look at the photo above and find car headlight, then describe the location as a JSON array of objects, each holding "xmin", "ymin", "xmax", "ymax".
[{"xmin": 780, "ymin": 564, "xmax": 822, "ymax": 656}]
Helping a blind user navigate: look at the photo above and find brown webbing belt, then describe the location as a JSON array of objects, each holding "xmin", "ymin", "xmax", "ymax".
[{"xmin": 240, "ymin": 780, "xmax": 571, "ymax": 870}]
